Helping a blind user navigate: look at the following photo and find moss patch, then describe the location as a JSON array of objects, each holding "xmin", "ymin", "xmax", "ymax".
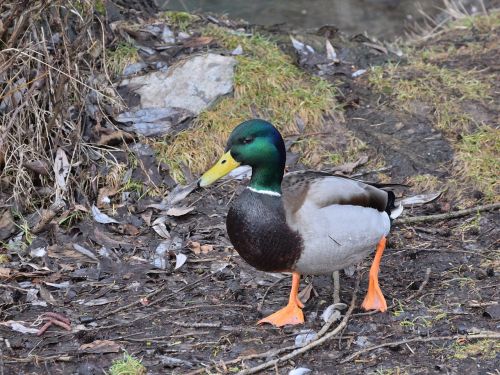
[
  {"xmin": 163, "ymin": 11, "xmax": 199, "ymax": 31},
  {"xmin": 451, "ymin": 339, "xmax": 499, "ymax": 360},
  {"xmin": 156, "ymin": 26, "xmax": 341, "ymax": 181},
  {"xmin": 406, "ymin": 174, "xmax": 442, "ymax": 193},
  {"xmin": 107, "ymin": 42, "xmax": 139, "ymax": 76},
  {"xmin": 455, "ymin": 126, "xmax": 500, "ymax": 200},
  {"xmin": 109, "ymin": 353, "xmax": 146, "ymax": 375}
]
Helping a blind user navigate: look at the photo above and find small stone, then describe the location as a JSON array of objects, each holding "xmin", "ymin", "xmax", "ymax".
[
  {"xmin": 483, "ymin": 304, "xmax": 500, "ymax": 319},
  {"xmin": 123, "ymin": 62, "xmax": 147, "ymax": 76}
]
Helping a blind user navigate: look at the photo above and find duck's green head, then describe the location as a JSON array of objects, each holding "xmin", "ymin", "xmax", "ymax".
[{"xmin": 199, "ymin": 119, "xmax": 286, "ymax": 193}]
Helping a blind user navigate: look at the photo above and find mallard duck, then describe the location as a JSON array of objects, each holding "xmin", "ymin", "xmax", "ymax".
[{"xmin": 199, "ymin": 119, "xmax": 403, "ymax": 327}]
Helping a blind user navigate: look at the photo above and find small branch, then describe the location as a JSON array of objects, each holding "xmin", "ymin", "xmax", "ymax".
[
  {"xmin": 340, "ymin": 332, "xmax": 500, "ymax": 364},
  {"xmin": 257, "ymin": 277, "xmax": 285, "ymax": 312},
  {"xmin": 236, "ymin": 275, "xmax": 360, "ymax": 375},
  {"xmin": 0, "ymin": 284, "xmax": 30, "ymax": 292},
  {"xmin": 405, "ymin": 267, "xmax": 431, "ymax": 302},
  {"xmin": 2, "ymin": 354, "xmax": 73, "ymax": 364},
  {"xmin": 171, "ymin": 320, "xmax": 221, "ymax": 328},
  {"xmin": 397, "ymin": 203, "xmax": 500, "ymax": 225},
  {"xmin": 97, "ymin": 272, "xmax": 214, "ymax": 320}
]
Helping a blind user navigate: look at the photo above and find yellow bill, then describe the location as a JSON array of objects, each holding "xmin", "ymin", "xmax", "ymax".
[{"xmin": 199, "ymin": 151, "xmax": 240, "ymax": 187}]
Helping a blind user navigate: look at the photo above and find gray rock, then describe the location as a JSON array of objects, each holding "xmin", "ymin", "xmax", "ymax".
[
  {"xmin": 123, "ymin": 62, "xmax": 147, "ymax": 76},
  {"xmin": 115, "ymin": 107, "xmax": 192, "ymax": 137},
  {"xmin": 161, "ymin": 25, "xmax": 175, "ymax": 44},
  {"xmin": 116, "ymin": 53, "xmax": 236, "ymax": 136},
  {"xmin": 122, "ymin": 53, "xmax": 236, "ymax": 115}
]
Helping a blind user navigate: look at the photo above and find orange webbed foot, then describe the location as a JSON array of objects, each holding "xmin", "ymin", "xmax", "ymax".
[
  {"xmin": 361, "ymin": 281, "xmax": 387, "ymax": 312},
  {"xmin": 258, "ymin": 303, "xmax": 304, "ymax": 327},
  {"xmin": 258, "ymin": 272, "xmax": 305, "ymax": 327}
]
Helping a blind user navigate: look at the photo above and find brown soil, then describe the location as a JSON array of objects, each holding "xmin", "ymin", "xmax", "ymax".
[{"xmin": 2, "ymin": 183, "xmax": 498, "ymax": 374}]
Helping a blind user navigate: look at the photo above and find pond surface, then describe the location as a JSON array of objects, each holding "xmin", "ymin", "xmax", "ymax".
[{"xmin": 156, "ymin": 0, "xmax": 451, "ymax": 39}]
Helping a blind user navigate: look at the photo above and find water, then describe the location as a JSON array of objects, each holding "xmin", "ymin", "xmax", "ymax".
[{"xmin": 156, "ymin": 0, "xmax": 451, "ymax": 40}]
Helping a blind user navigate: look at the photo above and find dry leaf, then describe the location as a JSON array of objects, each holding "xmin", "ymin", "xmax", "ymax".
[
  {"xmin": 298, "ymin": 283, "xmax": 313, "ymax": 304},
  {"xmin": 325, "ymin": 39, "xmax": 339, "ymax": 62},
  {"xmin": 140, "ymin": 209, "xmax": 153, "ymax": 226},
  {"xmin": 189, "ymin": 241, "xmax": 201, "ymax": 255},
  {"xmin": 295, "ymin": 330, "xmax": 317, "ymax": 347},
  {"xmin": 98, "ymin": 130, "xmax": 133, "ymax": 145},
  {"xmin": 110, "ymin": 223, "xmax": 140, "ymax": 236},
  {"xmin": 165, "ymin": 182, "xmax": 197, "ymax": 207},
  {"xmin": 321, "ymin": 305, "xmax": 342, "ymax": 323},
  {"xmin": 200, "ymin": 244, "xmax": 214, "ymax": 254},
  {"xmin": 0, "ymin": 210, "xmax": 16, "ymax": 240},
  {"xmin": 1, "ymin": 321, "xmax": 39, "ymax": 334},
  {"xmin": 74, "ymin": 204, "xmax": 89, "ymax": 212},
  {"xmin": 0, "ymin": 267, "xmax": 11, "ymax": 278},
  {"xmin": 332, "ymin": 155, "xmax": 369, "ymax": 174},
  {"xmin": 289, "ymin": 368, "xmax": 312, "ymax": 375},
  {"xmin": 79, "ymin": 339, "xmax": 121, "ymax": 353},
  {"xmin": 210, "ymin": 261, "xmax": 229, "ymax": 273},
  {"xmin": 400, "ymin": 191, "xmax": 442, "ymax": 206},
  {"xmin": 72, "ymin": 244, "xmax": 98, "ymax": 261},
  {"xmin": 174, "ymin": 253, "xmax": 187, "ymax": 270},
  {"xmin": 23, "ymin": 160, "xmax": 50, "ymax": 176},
  {"xmin": 166, "ymin": 206, "xmax": 194, "ymax": 217},
  {"xmin": 182, "ymin": 36, "xmax": 213, "ymax": 48},
  {"xmin": 38, "ymin": 285, "xmax": 58, "ymax": 306},
  {"xmin": 92, "ymin": 227, "xmax": 126, "ymax": 248},
  {"xmin": 97, "ymin": 186, "xmax": 119, "ymax": 207},
  {"xmin": 80, "ymin": 297, "xmax": 117, "ymax": 306},
  {"xmin": 31, "ymin": 208, "xmax": 57, "ymax": 234},
  {"xmin": 91, "ymin": 205, "xmax": 119, "ymax": 224},
  {"xmin": 152, "ymin": 222, "xmax": 170, "ymax": 239},
  {"xmin": 30, "ymin": 247, "xmax": 47, "ymax": 258},
  {"xmin": 53, "ymin": 148, "xmax": 70, "ymax": 191}
]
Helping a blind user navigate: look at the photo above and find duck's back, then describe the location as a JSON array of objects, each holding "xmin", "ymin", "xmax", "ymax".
[{"xmin": 282, "ymin": 172, "xmax": 394, "ymax": 275}]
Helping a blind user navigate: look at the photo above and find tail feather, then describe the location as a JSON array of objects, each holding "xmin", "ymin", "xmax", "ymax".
[{"xmin": 386, "ymin": 191, "xmax": 404, "ymax": 219}]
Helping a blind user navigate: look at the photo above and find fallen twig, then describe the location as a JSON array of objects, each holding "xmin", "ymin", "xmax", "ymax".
[
  {"xmin": 394, "ymin": 247, "xmax": 497, "ymax": 259},
  {"xmin": 405, "ymin": 267, "xmax": 431, "ymax": 302},
  {"xmin": 97, "ymin": 272, "xmax": 215, "ymax": 320},
  {"xmin": 2, "ymin": 354, "xmax": 73, "ymax": 364},
  {"xmin": 397, "ymin": 203, "xmax": 500, "ymax": 225},
  {"xmin": 95, "ymin": 304, "xmax": 252, "ymax": 331},
  {"xmin": 236, "ymin": 275, "xmax": 360, "ymax": 375},
  {"xmin": 0, "ymin": 284, "xmax": 30, "ymax": 292},
  {"xmin": 257, "ymin": 277, "xmax": 286, "ymax": 312},
  {"xmin": 171, "ymin": 320, "xmax": 221, "ymax": 328},
  {"xmin": 340, "ymin": 331, "xmax": 500, "ymax": 364}
]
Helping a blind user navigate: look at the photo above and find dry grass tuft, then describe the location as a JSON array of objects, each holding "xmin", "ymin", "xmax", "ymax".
[
  {"xmin": 0, "ymin": 1, "xmax": 121, "ymax": 212},
  {"xmin": 369, "ymin": 62, "xmax": 490, "ymax": 136},
  {"xmin": 455, "ymin": 127, "xmax": 500, "ymax": 201}
]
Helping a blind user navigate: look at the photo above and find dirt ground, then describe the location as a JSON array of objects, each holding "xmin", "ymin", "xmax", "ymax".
[
  {"xmin": 2, "ymin": 180, "xmax": 499, "ymax": 374},
  {"xmin": 1, "ymin": 3, "xmax": 499, "ymax": 375}
]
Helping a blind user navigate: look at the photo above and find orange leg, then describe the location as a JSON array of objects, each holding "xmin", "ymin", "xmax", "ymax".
[
  {"xmin": 258, "ymin": 272, "xmax": 304, "ymax": 327},
  {"xmin": 361, "ymin": 237, "xmax": 388, "ymax": 312}
]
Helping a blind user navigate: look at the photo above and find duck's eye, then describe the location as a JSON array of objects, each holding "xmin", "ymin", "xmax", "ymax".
[{"xmin": 242, "ymin": 137, "xmax": 254, "ymax": 144}]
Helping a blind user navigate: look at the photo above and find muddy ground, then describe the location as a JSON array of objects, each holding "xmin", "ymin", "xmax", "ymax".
[
  {"xmin": 2, "ymin": 180, "xmax": 499, "ymax": 375},
  {"xmin": 1, "ymin": 3, "xmax": 499, "ymax": 375}
]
